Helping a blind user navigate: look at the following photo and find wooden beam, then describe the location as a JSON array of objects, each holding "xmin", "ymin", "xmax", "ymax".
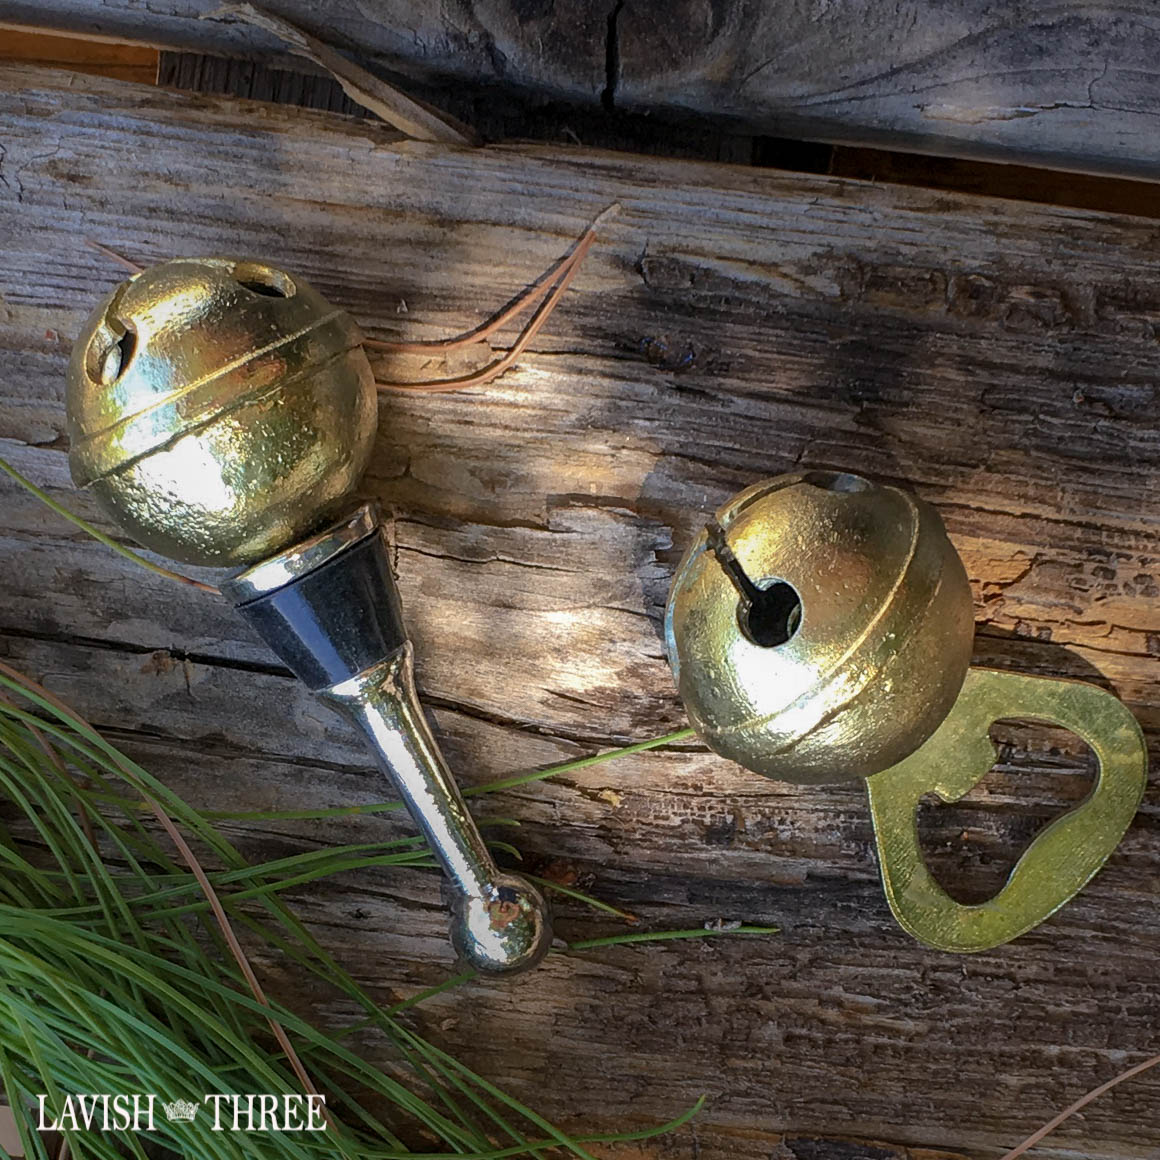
[
  {"xmin": 1, "ymin": 65, "xmax": 1159, "ymax": 1159},
  {"xmin": 2, "ymin": 2, "xmax": 1160, "ymax": 177},
  {"xmin": 0, "ymin": 27, "xmax": 157, "ymax": 83}
]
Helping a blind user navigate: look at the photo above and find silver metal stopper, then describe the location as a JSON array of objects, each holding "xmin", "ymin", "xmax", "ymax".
[{"xmin": 223, "ymin": 506, "xmax": 552, "ymax": 974}]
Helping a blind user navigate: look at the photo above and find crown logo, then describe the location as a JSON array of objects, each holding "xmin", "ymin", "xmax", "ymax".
[{"xmin": 163, "ymin": 1098, "xmax": 200, "ymax": 1123}]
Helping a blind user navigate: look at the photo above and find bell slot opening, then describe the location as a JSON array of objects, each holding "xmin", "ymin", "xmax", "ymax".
[
  {"xmin": 88, "ymin": 317, "xmax": 138, "ymax": 386},
  {"xmin": 801, "ymin": 470, "xmax": 871, "ymax": 494},
  {"xmin": 705, "ymin": 518, "xmax": 803, "ymax": 649},
  {"xmin": 232, "ymin": 262, "xmax": 296, "ymax": 299}
]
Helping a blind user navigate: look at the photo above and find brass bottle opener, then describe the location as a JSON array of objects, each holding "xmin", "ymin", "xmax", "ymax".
[{"xmin": 665, "ymin": 472, "xmax": 1147, "ymax": 951}]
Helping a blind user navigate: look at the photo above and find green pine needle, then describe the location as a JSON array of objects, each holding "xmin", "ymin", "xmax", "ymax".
[
  {"xmin": 0, "ymin": 455, "xmax": 221, "ymax": 595},
  {"xmin": 564, "ymin": 927, "xmax": 779, "ymax": 952},
  {"xmin": 0, "ymin": 665, "xmax": 770, "ymax": 1158}
]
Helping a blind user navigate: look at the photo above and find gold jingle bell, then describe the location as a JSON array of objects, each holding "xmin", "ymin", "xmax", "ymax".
[
  {"xmin": 664, "ymin": 471, "xmax": 975, "ymax": 784},
  {"xmin": 666, "ymin": 471, "xmax": 1147, "ymax": 951},
  {"xmin": 67, "ymin": 257, "xmax": 377, "ymax": 567}
]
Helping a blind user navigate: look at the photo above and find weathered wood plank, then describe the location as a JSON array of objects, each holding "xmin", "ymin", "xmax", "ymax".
[
  {"xmin": 0, "ymin": 65, "xmax": 1159, "ymax": 1159},
  {"xmin": 0, "ymin": 635, "xmax": 1151, "ymax": 1160},
  {"xmin": 3, "ymin": 2, "xmax": 1160, "ymax": 176}
]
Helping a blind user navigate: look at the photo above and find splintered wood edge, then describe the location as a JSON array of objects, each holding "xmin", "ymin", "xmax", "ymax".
[{"xmin": 3, "ymin": 1, "xmax": 1160, "ymax": 178}]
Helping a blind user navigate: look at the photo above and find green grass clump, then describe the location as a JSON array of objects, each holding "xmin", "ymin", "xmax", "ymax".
[{"xmin": 0, "ymin": 662, "xmax": 771, "ymax": 1159}]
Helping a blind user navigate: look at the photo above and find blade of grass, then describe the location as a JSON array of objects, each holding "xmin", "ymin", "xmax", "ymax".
[
  {"xmin": 565, "ymin": 926, "xmax": 778, "ymax": 952},
  {"xmin": 0, "ymin": 457, "xmax": 221, "ymax": 596}
]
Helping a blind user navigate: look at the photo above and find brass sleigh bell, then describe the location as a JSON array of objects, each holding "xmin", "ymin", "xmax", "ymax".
[
  {"xmin": 68, "ymin": 256, "xmax": 377, "ymax": 567},
  {"xmin": 67, "ymin": 257, "xmax": 552, "ymax": 973},
  {"xmin": 665, "ymin": 471, "xmax": 1147, "ymax": 951}
]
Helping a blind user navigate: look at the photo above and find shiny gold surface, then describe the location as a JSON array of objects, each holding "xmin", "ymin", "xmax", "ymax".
[
  {"xmin": 668, "ymin": 471, "xmax": 1146, "ymax": 948},
  {"xmin": 664, "ymin": 471, "xmax": 975, "ymax": 784},
  {"xmin": 866, "ymin": 667, "xmax": 1147, "ymax": 951},
  {"xmin": 67, "ymin": 257, "xmax": 377, "ymax": 567}
]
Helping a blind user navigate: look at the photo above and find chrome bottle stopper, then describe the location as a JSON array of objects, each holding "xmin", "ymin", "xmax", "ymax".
[{"xmin": 66, "ymin": 257, "xmax": 551, "ymax": 973}]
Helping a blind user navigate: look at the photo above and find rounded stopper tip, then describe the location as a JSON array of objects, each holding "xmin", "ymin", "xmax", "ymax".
[{"xmin": 450, "ymin": 875, "xmax": 553, "ymax": 974}]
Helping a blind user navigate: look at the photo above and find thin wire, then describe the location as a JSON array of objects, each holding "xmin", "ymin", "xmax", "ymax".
[
  {"xmin": 375, "ymin": 231, "xmax": 594, "ymax": 393},
  {"xmin": 365, "ymin": 203, "xmax": 618, "ymax": 357},
  {"xmin": 85, "ymin": 239, "xmax": 142, "ymax": 273},
  {"xmin": 997, "ymin": 1052, "xmax": 1160, "ymax": 1160},
  {"xmin": 364, "ymin": 244, "xmax": 575, "ymax": 355}
]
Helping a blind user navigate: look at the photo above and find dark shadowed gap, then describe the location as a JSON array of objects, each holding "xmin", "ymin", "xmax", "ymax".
[{"xmin": 917, "ymin": 718, "xmax": 1097, "ymax": 906}]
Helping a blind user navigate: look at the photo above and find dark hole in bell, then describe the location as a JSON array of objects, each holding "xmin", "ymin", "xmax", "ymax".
[
  {"xmin": 238, "ymin": 278, "xmax": 288, "ymax": 297},
  {"xmin": 113, "ymin": 327, "xmax": 136, "ymax": 377},
  {"xmin": 93, "ymin": 321, "xmax": 137, "ymax": 385},
  {"xmin": 740, "ymin": 579, "xmax": 802, "ymax": 648},
  {"xmin": 232, "ymin": 263, "xmax": 296, "ymax": 298}
]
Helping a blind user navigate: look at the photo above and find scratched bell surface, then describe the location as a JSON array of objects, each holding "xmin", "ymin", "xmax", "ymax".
[
  {"xmin": 66, "ymin": 257, "xmax": 377, "ymax": 567},
  {"xmin": 665, "ymin": 472, "xmax": 976, "ymax": 783}
]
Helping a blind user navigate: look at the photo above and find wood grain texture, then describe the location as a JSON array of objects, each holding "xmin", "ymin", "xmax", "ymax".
[
  {"xmin": 0, "ymin": 27, "xmax": 156, "ymax": 83},
  {"xmin": 4, "ymin": 2, "xmax": 1160, "ymax": 176},
  {"xmin": 0, "ymin": 64, "xmax": 1159, "ymax": 1159}
]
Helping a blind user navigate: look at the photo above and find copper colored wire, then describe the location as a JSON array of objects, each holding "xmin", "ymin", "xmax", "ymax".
[
  {"xmin": 85, "ymin": 239, "xmax": 142, "ymax": 274},
  {"xmin": 998, "ymin": 1052, "xmax": 1160, "ymax": 1160},
  {"xmin": 363, "ymin": 237, "xmax": 582, "ymax": 355},
  {"xmin": 373, "ymin": 229, "xmax": 595, "ymax": 393},
  {"xmin": 365, "ymin": 204, "xmax": 616, "ymax": 362}
]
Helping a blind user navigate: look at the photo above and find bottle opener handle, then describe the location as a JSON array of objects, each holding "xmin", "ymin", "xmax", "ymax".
[{"xmin": 865, "ymin": 667, "xmax": 1147, "ymax": 952}]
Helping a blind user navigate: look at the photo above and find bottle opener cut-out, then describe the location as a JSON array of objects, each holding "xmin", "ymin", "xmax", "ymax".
[{"xmin": 664, "ymin": 472, "xmax": 1147, "ymax": 951}]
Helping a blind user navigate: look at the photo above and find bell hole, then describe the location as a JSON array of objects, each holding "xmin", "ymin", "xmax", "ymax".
[
  {"xmin": 917, "ymin": 718, "xmax": 1096, "ymax": 906},
  {"xmin": 739, "ymin": 578, "xmax": 802, "ymax": 648},
  {"xmin": 87, "ymin": 319, "xmax": 137, "ymax": 386},
  {"xmin": 232, "ymin": 262, "xmax": 296, "ymax": 299},
  {"xmin": 801, "ymin": 470, "xmax": 871, "ymax": 494}
]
